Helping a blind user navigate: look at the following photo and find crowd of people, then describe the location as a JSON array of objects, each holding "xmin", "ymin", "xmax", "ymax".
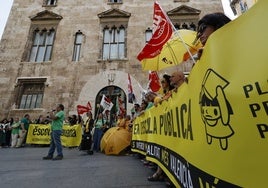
[
  {"xmin": 129, "ymin": 12, "xmax": 232, "ymax": 187},
  {"xmin": 0, "ymin": 114, "xmax": 30, "ymax": 148},
  {"xmin": 130, "ymin": 70, "xmax": 186, "ymax": 187},
  {"xmin": 0, "ymin": 11, "xmax": 231, "ymax": 187},
  {"xmin": 0, "ymin": 112, "xmax": 81, "ymax": 149}
]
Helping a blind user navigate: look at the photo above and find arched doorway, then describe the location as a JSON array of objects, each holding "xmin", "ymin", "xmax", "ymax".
[{"xmin": 95, "ymin": 85, "xmax": 126, "ymax": 127}]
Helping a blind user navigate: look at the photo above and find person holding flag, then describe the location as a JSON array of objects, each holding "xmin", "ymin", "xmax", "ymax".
[
  {"xmin": 127, "ymin": 73, "xmax": 136, "ymax": 104},
  {"xmin": 92, "ymin": 113, "xmax": 105, "ymax": 152},
  {"xmin": 100, "ymin": 95, "xmax": 114, "ymax": 114}
]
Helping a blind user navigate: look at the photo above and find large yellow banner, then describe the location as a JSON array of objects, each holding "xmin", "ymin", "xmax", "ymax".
[
  {"xmin": 132, "ymin": 1, "xmax": 268, "ymax": 187},
  {"xmin": 26, "ymin": 124, "xmax": 82, "ymax": 147}
]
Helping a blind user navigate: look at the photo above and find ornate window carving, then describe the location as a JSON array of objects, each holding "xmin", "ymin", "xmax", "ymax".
[
  {"xmin": 98, "ymin": 9, "xmax": 130, "ymax": 61},
  {"xmin": 102, "ymin": 25, "xmax": 125, "ymax": 60},
  {"xmin": 22, "ymin": 10, "xmax": 62, "ymax": 62},
  {"xmin": 29, "ymin": 28, "xmax": 55, "ymax": 62},
  {"xmin": 167, "ymin": 5, "xmax": 201, "ymax": 32}
]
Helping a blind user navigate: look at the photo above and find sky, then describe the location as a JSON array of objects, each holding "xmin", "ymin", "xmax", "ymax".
[{"xmin": 0, "ymin": 0, "xmax": 236, "ymax": 40}]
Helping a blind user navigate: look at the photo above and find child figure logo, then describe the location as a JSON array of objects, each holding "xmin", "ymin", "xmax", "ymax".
[{"xmin": 199, "ymin": 69, "xmax": 234, "ymax": 150}]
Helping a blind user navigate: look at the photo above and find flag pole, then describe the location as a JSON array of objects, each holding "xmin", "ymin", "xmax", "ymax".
[{"xmin": 157, "ymin": 2, "xmax": 196, "ymax": 64}]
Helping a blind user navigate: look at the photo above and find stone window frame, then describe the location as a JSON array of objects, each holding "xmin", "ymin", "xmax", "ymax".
[
  {"xmin": 102, "ymin": 24, "xmax": 126, "ymax": 60},
  {"xmin": 29, "ymin": 27, "xmax": 56, "ymax": 62},
  {"xmin": 15, "ymin": 78, "xmax": 47, "ymax": 109},
  {"xmin": 72, "ymin": 30, "xmax": 84, "ymax": 62},
  {"xmin": 167, "ymin": 5, "xmax": 201, "ymax": 32},
  {"xmin": 98, "ymin": 9, "xmax": 131, "ymax": 62},
  {"xmin": 22, "ymin": 10, "xmax": 62, "ymax": 63},
  {"xmin": 43, "ymin": 0, "xmax": 57, "ymax": 7},
  {"xmin": 145, "ymin": 27, "xmax": 153, "ymax": 43}
]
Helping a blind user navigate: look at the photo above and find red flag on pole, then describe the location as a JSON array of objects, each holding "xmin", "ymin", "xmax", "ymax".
[
  {"xmin": 137, "ymin": 2, "xmax": 173, "ymax": 61},
  {"xmin": 128, "ymin": 73, "xmax": 136, "ymax": 103},
  {"xmin": 77, "ymin": 101, "xmax": 92, "ymax": 115},
  {"xmin": 148, "ymin": 71, "xmax": 161, "ymax": 92}
]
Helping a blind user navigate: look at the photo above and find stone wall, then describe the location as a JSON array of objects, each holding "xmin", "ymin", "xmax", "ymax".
[{"xmin": 0, "ymin": 0, "xmax": 223, "ymax": 120}]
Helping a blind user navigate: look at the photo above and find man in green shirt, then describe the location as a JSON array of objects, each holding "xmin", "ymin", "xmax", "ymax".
[{"xmin": 43, "ymin": 104, "xmax": 65, "ymax": 160}]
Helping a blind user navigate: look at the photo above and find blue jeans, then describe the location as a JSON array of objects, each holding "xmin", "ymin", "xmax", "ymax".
[
  {"xmin": 48, "ymin": 130, "xmax": 63, "ymax": 157},
  {"xmin": 93, "ymin": 128, "xmax": 103, "ymax": 151}
]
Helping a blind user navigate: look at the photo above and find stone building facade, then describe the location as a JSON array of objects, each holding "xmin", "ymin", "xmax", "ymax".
[
  {"xmin": 230, "ymin": 0, "xmax": 257, "ymax": 16},
  {"xmin": 0, "ymin": 0, "xmax": 223, "ymax": 121}
]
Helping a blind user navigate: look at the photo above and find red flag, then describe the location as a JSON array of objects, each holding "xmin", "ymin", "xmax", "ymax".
[
  {"xmin": 128, "ymin": 73, "xmax": 136, "ymax": 103},
  {"xmin": 137, "ymin": 2, "xmax": 173, "ymax": 61},
  {"xmin": 77, "ymin": 105, "xmax": 89, "ymax": 115},
  {"xmin": 148, "ymin": 71, "xmax": 161, "ymax": 92},
  {"xmin": 77, "ymin": 101, "xmax": 92, "ymax": 115}
]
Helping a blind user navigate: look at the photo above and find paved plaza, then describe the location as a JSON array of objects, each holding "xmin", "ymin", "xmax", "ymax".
[{"xmin": 0, "ymin": 146, "xmax": 166, "ymax": 188}]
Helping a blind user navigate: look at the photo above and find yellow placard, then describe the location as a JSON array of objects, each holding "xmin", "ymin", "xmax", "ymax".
[{"xmin": 26, "ymin": 124, "xmax": 82, "ymax": 147}]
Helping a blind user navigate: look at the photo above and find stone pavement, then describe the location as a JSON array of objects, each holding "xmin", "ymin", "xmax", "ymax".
[{"xmin": 0, "ymin": 146, "xmax": 167, "ymax": 188}]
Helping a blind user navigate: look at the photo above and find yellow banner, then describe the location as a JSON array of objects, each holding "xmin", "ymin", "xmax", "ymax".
[
  {"xmin": 132, "ymin": 1, "xmax": 268, "ymax": 187},
  {"xmin": 26, "ymin": 124, "xmax": 82, "ymax": 147}
]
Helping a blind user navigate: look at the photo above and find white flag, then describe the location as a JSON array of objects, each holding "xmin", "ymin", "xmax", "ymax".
[{"xmin": 100, "ymin": 95, "xmax": 113, "ymax": 111}]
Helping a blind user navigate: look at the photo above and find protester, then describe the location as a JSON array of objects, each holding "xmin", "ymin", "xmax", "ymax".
[
  {"xmin": 84, "ymin": 111, "xmax": 94, "ymax": 134},
  {"xmin": 43, "ymin": 104, "xmax": 65, "ymax": 160},
  {"xmin": 196, "ymin": 12, "xmax": 231, "ymax": 58},
  {"xmin": 160, "ymin": 74, "xmax": 175, "ymax": 101},
  {"xmin": 126, "ymin": 115, "xmax": 133, "ymax": 132},
  {"xmin": 80, "ymin": 111, "xmax": 94, "ymax": 154},
  {"xmin": 5, "ymin": 118, "xmax": 13, "ymax": 147},
  {"xmin": 0, "ymin": 119, "xmax": 8, "ymax": 147},
  {"xmin": 169, "ymin": 70, "xmax": 185, "ymax": 90},
  {"xmin": 93, "ymin": 113, "xmax": 105, "ymax": 152},
  {"xmin": 68, "ymin": 114, "xmax": 78, "ymax": 126},
  {"xmin": 11, "ymin": 117, "xmax": 20, "ymax": 148},
  {"xmin": 16, "ymin": 114, "xmax": 30, "ymax": 148},
  {"xmin": 131, "ymin": 103, "xmax": 140, "ymax": 119},
  {"xmin": 147, "ymin": 74, "xmax": 175, "ymax": 182},
  {"xmin": 145, "ymin": 91, "xmax": 161, "ymax": 108},
  {"xmin": 116, "ymin": 113, "xmax": 126, "ymax": 129},
  {"xmin": 36, "ymin": 115, "xmax": 47, "ymax": 124}
]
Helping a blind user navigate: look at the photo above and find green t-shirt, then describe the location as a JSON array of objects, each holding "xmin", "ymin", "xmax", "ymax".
[
  {"xmin": 51, "ymin": 111, "xmax": 65, "ymax": 131},
  {"xmin": 20, "ymin": 117, "xmax": 30, "ymax": 130},
  {"xmin": 95, "ymin": 119, "xmax": 104, "ymax": 129},
  {"xmin": 11, "ymin": 121, "xmax": 20, "ymax": 134}
]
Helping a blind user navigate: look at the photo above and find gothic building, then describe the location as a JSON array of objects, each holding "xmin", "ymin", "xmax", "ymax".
[{"xmin": 0, "ymin": 0, "xmax": 223, "ymax": 120}]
